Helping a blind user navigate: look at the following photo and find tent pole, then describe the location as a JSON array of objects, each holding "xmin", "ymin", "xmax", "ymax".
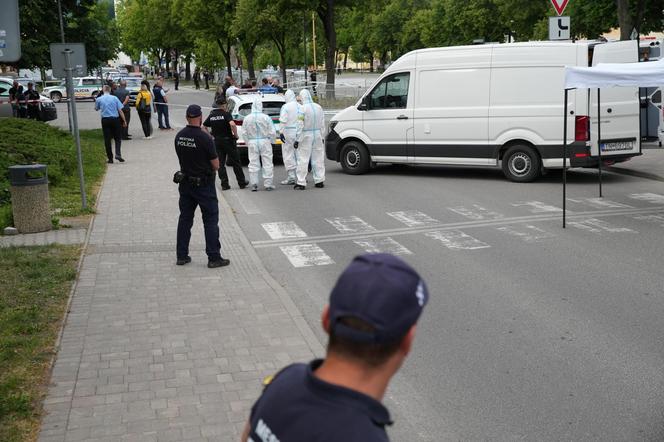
[
  {"xmin": 597, "ymin": 87, "xmax": 603, "ymax": 198},
  {"xmin": 563, "ymin": 88, "xmax": 569, "ymax": 228}
]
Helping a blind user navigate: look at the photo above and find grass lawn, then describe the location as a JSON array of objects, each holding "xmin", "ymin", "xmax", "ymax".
[
  {"xmin": 0, "ymin": 245, "xmax": 80, "ymax": 442},
  {"xmin": 0, "ymin": 119, "xmax": 108, "ymax": 230}
]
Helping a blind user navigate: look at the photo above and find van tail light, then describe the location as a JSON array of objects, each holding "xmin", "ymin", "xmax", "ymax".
[
  {"xmin": 234, "ymin": 119, "xmax": 242, "ymax": 126},
  {"xmin": 575, "ymin": 116, "xmax": 590, "ymax": 142}
]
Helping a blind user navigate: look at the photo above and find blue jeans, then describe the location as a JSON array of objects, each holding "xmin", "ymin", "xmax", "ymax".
[
  {"xmin": 176, "ymin": 181, "xmax": 221, "ymax": 260},
  {"xmin": 156, "ymin": 103, "xmax": 170, "ymax": 129}
]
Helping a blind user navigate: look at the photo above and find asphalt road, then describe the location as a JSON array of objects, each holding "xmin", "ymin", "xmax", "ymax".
[{"xmin": 57, "ymin": 86, "xmax": 664, "ymax": 441}]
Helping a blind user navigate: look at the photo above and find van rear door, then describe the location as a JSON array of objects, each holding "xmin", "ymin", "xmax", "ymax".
[{"xmin": 590, "ymin": 41, "xmax": 640, "ymax": 158}]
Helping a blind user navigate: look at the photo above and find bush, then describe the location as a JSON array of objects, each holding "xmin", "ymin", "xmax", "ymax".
[
  {"xmin": 0, "ymin": 119, "xmax": 107, "ymax": 230},
  {"xmin": 0, "ymin": 119, "xmax": 79, "ymax": 206}
]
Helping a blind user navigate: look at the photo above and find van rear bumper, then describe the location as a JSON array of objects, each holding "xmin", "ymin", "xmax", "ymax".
[
  {"xmin": 325, "ymin": 129, "xmax": 342, "ymax": 161},
  {"xmin": 537, "ymin": 142, "xmax": 641, "ymax": 167}
]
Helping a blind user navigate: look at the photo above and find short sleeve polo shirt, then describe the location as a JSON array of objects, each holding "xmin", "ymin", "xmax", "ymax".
[
  {"xmin": 174, "ymin": 125, "xmax": 217, "ymax": 178},
  {"xmin": 248, "ymin": 359, "xmax": 392, "ymax": 442},
  {"xmin": 203, "ymin": 109, "xmax": 234, "ymax": 139}
]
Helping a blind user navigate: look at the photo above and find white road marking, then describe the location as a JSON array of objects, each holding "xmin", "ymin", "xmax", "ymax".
[
  {"xmin": 425, "ymin": 230, "xmax": 490, "ymax": 250},
  {"xmin": 251, "ymin": 206, "xmax": 664, "ymax": 249},
  {"xmin": 568, "ymin": 218, "xmax": 636, "ymax": 233},
  {"xmin": 449, "ymin": 205, "xmax": 504, "ymax": 220},
  {"xmin": 279, "ymin": 244, "xmax": 334, "ymax": 267},
  {"xmin": 496, "ymin": 225, "xmax": 555, "ymax": 243},
  {"xmin": 632, "ymin": 213, "xmax": 664, "ymax": 226},
  {"xmin": 262, "ymin": 222, "xmax": 308, "ymax": 240},
  {"xmin": 568, "ymin": 198, "xmax": 633, "ymax": 209},
  {"xmin": 387, "ymin": 210, "xmax": 439, "ymax": 227},
  {"xmin": 629, "ymin": 193, "xmax": 664, "ymax": 204},
  {"xmin": 326, "ymin": 216, "xmax": 376, "ymax": 234},
  {"xmin": 353, "ymin": 237, "xmax": 413, "ymax": 255},
  {"xmin": 512, "ymin": 201, "xmax": 564, "ymax": 213}
]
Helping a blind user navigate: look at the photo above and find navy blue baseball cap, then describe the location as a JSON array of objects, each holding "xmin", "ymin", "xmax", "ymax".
[
  {"xmin": 329, "ymin": 253, "xmax": 428, "ymax": 344},
  {"xmin": 186, "ymin": 104, "xmax": 202, "ymax": 118}
]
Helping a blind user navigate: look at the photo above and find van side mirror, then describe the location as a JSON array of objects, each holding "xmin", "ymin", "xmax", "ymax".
[{"xmin": 358, "ymin": 96, "xmax": 369, "ymax": 111}]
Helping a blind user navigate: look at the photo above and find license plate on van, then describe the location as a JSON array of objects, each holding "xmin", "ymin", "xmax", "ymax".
[{"xmin": 601, "ymin": 140, "xmax": 634, "ymax": 152}]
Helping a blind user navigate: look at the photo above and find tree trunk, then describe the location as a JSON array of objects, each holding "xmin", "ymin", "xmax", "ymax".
[
  {"xmin": 318, "ymin": 0, "xmax": 336, "ymax": 99},
  {"xmin": 246, "ymin": 44, "xmax": 256, "ymax": 79},
  {"xmin": 379, "ymin": 50, "xmax": 388, "ymax": 71},
  {"xmin": 343, "ymin": 51, "xmax": 348, "ymax": 70},
  {"xmin": 185, "ymin": 54, "xmax": 191, "ymax": 81},
  {"xmin": 369, "ymin": 54, "xmax": 374, "ymax": 73},
  {"xmin": 280, "ymin": 50, "xmax": 287, "ymax": 85},
  {"xmin": 616, "ymin": 0, "xmax": 634, "ymax": 40},
  {"xmin": 216, "ymin": 39, "xmax": 233, "ymax": 77}
]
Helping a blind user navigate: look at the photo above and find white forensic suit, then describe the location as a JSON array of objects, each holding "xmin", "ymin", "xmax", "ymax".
[
  {"xmin": 278, "ymin": 89, "xmax": 301, "ymax": 184},
  {"xmin": 295, "ymin": 89, "xmax": 326, "ymax": 187},
  {"xmin": 242, "ymin": 96, "xmax": 276, "ymax": 190}
]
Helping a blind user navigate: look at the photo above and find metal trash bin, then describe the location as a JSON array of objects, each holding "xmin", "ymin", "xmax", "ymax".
[{"xmin": 8, "ymin": 164, "xmax": 51, "ymax": 233}]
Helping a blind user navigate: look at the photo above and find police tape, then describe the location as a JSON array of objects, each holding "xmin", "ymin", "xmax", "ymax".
[{"xmin": 0, "ymin": 99, "xmax": 45, "ymax": 105}]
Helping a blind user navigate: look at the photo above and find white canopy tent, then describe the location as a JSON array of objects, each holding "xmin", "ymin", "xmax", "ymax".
[{"xmin": 560, "ymin": 59, "xmax": 664, "ymax": 227}]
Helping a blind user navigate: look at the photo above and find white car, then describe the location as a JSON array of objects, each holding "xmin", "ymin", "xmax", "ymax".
[
  {"xmin": 226, "ymin": 92, "xmax": 286, "ymax": 159},
  {"xmin": 41, "ymin": 76, "xmax": 102, "ymax": 102},
  {"xmin": 0, "ymin": 77, "xmax": 57, "ymax": 120}
]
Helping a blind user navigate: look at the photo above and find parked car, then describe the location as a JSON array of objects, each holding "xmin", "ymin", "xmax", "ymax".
[
  {"xmin": 326, "ymin": 40, "xmax": 641, "ymax": 182},
  {"xmin": 41, "ymin": 76, "xmax": 102, "ymax": 102},
  {"xmin": 0, "ymin": 77, "xmax": 57, "ymax": 121},
  {"xmin": 226, "ymin": 92, "xmax": 286, "ymax": 160}
]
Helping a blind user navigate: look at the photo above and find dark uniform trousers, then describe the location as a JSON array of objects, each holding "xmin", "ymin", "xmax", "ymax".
[
  {"xmin": 176, "ymin": 180, "xmax": 222, "ymax": 260},
  {"xmin": 215, "ymin": 137, "xmax": 246, "ymax": 187},
  {"xmin": 121, "ymin": 107, "xmax": 131, "ymax": 139},
  {"xmin": 101, "ymin": 117, "xmax": 122, "ymax": 160}
]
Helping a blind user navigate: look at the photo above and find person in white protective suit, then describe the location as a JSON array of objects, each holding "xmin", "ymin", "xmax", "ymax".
[
  {"xmin": 278, "ymin": 89, "xmax": 301, "ymax": 185},
  {"xmin": 294, "ymin": 89, "xmax": 326, "ymax": 190},
  {"xmin": 242, "ymin": 96, "xmax": 276, "ymax": 191}
]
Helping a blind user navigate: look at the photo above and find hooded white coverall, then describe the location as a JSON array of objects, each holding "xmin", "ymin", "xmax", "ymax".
[
  {"xmin": 295, "ymin": 89, "xmax": 326, "ymax": 186},
  {"xmin": 278, "ymin": 89, "xmax": 301, "ymax": 184},
  {"xmin": 242, "ymin": 96, "xmax": 276, "ymax": 188}
]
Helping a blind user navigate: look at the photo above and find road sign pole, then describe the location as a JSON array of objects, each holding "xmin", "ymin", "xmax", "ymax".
[{"xmin": 63, "ymin": 49, "xmax": 87, "ymax": 210}]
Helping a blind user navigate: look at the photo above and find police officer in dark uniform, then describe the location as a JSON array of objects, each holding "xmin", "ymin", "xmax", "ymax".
[
  {"xmin": 241, "ymin": 253, "xmax": 429, "ymax": 441},
  {"xmin": 203, "ymin": 98, "xmax": 249, "ymax": 190},
  {"xmin": 174, "ymin": 104, "xmax": 230, "ymax": 269}
]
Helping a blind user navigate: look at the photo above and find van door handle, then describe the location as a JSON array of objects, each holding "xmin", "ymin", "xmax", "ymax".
[{"xmin": 396, "ymin": 115, "xmax": 408, "ymax": 120}]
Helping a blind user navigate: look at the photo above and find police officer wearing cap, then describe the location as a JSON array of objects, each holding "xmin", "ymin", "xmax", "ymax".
[
  {"xmin": 241, "ymin": 253, "xmax": 429, "ymax": 441},
  {"xmin": 174, "ymin": 104, "xmax": 230, "ymax": 269},
  {"xmin": 203, "ymin": 98, "xmax": 249, "ymax": 190}
]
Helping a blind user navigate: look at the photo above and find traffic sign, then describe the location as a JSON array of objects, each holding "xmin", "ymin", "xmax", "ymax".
[
  {"xmin": 550, "ymin": 0, "xmax": 570, "ymax": 16},
  {"xmin": 50, "ymin": 43, "xmax": 87, "ymax": 78},
  {"xmin": 549, "ymin": 16, "xmax": 571, "ymax": 40},
  {"xmin": 0, "ymin": 0, "xmax": 21, "ymax": 62}
]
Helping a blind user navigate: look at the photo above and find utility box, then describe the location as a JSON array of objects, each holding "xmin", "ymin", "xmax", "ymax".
[{"xmin": 8, "ymin": 164, "xmax": 51, "ymax": 233}]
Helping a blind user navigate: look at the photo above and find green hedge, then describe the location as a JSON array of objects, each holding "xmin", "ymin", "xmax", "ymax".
[{"xmin": 0, "ymin": 119, "xmax": 107, "ymax": 230}]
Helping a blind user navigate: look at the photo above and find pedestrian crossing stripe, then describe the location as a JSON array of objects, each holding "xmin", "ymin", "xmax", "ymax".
[
  {"xmin": 353, "ymin": 237, "xmax": 412, "ymax": 255},
  {"xmin": 387, "ymin": 210, "xmax": 439, "ymax": 227},
  {"xmin": 262, "ymin": 222, "xmax": 307, "ymax": 240},
  {"xmin": 496, "ymin": 225, "xmax": 555, "ymax": 243},
  {"xmin": 449, "ymin": 205, "xmax": 504, "ymax": 220},
  {"xmin": 326, "ymin": 216, "xmax": 376, "ymax": 234},
  {"xmin": 424, "ymin": 230, "xmax": 491, "ymax": 250},
  {"xmin": 512, "ymin": 201, "xmax": 563, "ymax": 213},
  {"xmin": 629, "ymin": 193, "xmax": 664, "ymax": 204},
  {"xmin": 279, "ymin": 244, "xmax": 334, "ymax": 267},
  {"xmin": 567, "ymin": 218, "xmax": 635, "ymax": 233}
]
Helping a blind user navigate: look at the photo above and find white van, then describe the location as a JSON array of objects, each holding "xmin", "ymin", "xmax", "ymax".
[{"xmin": 326, "ymin": 40, "xmax": 641, "ymax": 182}]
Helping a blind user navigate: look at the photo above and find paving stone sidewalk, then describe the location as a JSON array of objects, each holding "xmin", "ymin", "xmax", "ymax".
[{"xmin": 38, "ymin": 128, "xmax": 323, "ymax": 442}]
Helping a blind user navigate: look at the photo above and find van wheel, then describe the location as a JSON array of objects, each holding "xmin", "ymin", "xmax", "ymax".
[
  {"xmin": 340, "ymin": 141, "xmax": 370, "ymax": 175},
  {"xmin": 50, "ymin": 92, "xmax": 62, "ymax": 102},
  {"xmin": 502, "ymin": 145, "xmax": 541, "ymax": 182}
]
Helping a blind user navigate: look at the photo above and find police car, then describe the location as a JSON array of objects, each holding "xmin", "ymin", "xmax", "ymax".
[
  {"xmin": 41, "ymin": 76, "xmax": 103, "ymax": 102},
  {"xmin": 0, "ymin": 77, "xmax": 57, "ymax": 121},
  {"xmin": 227, "ymin": 92, "xmax": 286, "ymax": 160}
]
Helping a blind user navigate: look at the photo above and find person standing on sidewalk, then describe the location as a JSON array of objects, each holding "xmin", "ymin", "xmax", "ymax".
[
  {"xmin": 278, "ymin": 89, "xmax": 301, "ymax": 185},
  {"xmin": 242, "ymin": 96, "xmax": 276, "ymax": 191},
  {"xmin": 153, "ymin": 79, "xmax": 172, "ymax": 130},
  {"xmin": 174, "ymin": 69, "xmax": 180, "ymax": 90},
  {"xmin": 203, "ymin": 97, "xmax": 249, "ymax": 190},
  {"xmin": 193, "ymin": 69, "xmax": 201, "ymax": 90},
  {"xmin": 242, "ymin": 253, "xmax": 429, "ymax": 442},
  {"xmin": 25, "ymin": 82, "xmax": 41, "ymax": 120},
  {"xmin": 294, "ymin": 89, "xmax": 326, "ymax": 190},
  {"xmin": 95, "ymin": 85, "xmax": 127, "ymax": 163},
  {"xmin": 112, "ymin": 80, "xmax": 132, "ymax": 140},
  {"xmin": 174, "ymin": 104, "xmax": 230, "ymax": 269},
  {"xmin": 135, "ymin": 81, "xmax": 153, "ymax": 139}
]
